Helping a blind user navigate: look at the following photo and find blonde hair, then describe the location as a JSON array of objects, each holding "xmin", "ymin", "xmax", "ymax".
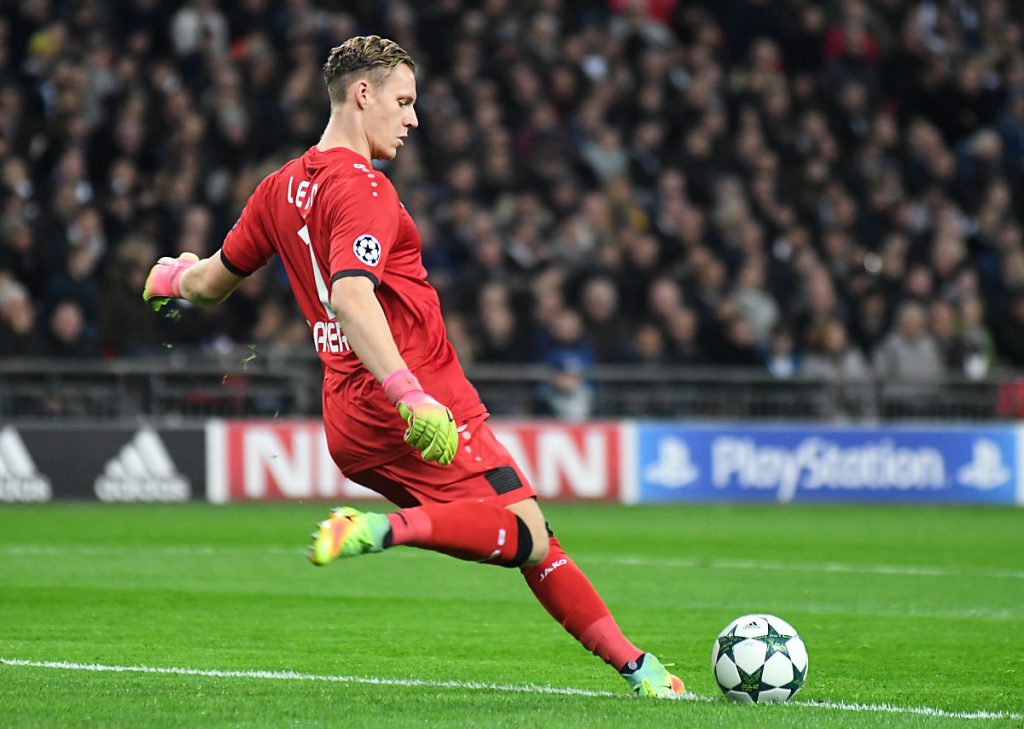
[{"xmin": 323, "ymin": 35, "xmax": 415, "ymax": 106}]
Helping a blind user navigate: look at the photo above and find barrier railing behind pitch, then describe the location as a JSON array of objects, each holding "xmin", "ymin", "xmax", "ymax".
[{"xmin": 0, "ymin": 354, "xmax": 1021, "ymax": 422}]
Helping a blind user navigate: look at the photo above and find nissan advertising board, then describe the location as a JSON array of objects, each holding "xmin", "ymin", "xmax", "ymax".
[{"xmin": 204, "ymin": 419, "xmax": 625, "ymax": 502}]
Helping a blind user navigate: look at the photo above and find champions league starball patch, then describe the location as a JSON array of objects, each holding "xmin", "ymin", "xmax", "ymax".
[{"xmin": 353, "ymin": 234, "xmax": 382, "ymax": 266}]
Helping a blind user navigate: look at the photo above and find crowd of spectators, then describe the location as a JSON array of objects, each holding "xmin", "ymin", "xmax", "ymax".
[{"xmin": 2, "ymin": 0, "xmax": 1024, "ymax": 410}]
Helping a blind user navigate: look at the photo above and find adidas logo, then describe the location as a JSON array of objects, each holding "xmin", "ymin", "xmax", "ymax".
[
  {"xmin": 0, "ymin": 426, "xmax": 51, "ymax": 502},
  {"xmin": 94, "ymin": 427, "xmax": 190, "ymax": 502}
]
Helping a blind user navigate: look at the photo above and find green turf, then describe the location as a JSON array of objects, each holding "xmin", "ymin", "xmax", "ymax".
[{"xmin": 1, "ymin": 503, "xmax": 1021, "ymax": 728}]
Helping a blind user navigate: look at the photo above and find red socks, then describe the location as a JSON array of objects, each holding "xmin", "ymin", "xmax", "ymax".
[
  {"xmin": 522, "ymin": 537, "xmax": 643, "ymax": 670},
  {"xmin": 387, "ymin": 500, "xmax": 532, "ymax": 567},
  {"xmin": 386, "ymin": 503, "xmax": 641, "ymax": 669}
]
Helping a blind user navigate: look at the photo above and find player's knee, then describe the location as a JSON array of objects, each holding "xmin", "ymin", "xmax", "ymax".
[
  {"xmin": 523, "ymin": 531, "xmax": 549, "ymax": 566},
  {"xmin": 506, "ymin": 515, "xmax": 546, "ymax": 568},
  {"xmin": 504, "ymin": 497, "xmax": 550, "ymax": 566},
  {"xmin": 519, "ymin": 518, "xmax": 549, "ymax": 566}
]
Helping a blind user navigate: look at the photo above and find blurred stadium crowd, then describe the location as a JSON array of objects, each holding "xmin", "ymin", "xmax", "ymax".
[{"xmin": 2, "ymin": 0, "xmax": 1024, "ymax": 393}]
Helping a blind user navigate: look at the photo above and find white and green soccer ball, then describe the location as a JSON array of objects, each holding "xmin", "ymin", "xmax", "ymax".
[{"xmin": 711, "ymin": 614, "xmax": 808, "ymax": 703}]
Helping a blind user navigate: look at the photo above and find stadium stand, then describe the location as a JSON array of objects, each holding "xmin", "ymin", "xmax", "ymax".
[{"xmin": 1, "ymin": 0, "xmax": 1024, "ymax": 420}]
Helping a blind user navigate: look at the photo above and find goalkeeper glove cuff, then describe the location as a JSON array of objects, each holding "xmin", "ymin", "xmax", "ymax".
[
  {"xmin": 143, "ymin": 252, "xmax": 199, "ymax": 311},
  {"xmin": 382, "ymin": 368, "xmax": 423, "ymax": 405}
]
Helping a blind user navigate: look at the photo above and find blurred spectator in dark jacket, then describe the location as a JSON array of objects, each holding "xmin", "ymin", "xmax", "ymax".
[
  {"xmin": 663, "ymin": 305, "xmax": 707, "ymax": 365},
  {"xmin": 45, "ymin": 299, "xmax": 99, "ymax": 357},
  {"xmin": 958, "ymin": 293, "xmax": 996, "ymax": 380},
  {"xmin": 475, "ymin": 281, "xmax": 528, "ymax": 364},
  {"xmin": 97, "ymin": 238, "xmax": 161, "ymax": 356},
  {"xmin": 764, "ymin": 325, "xmax": 800, "ymax": 379},
  {"xmin": 0, "ymin": 276, "xmax": 45, "ymax": 355},
  {"xmin": 928, "ymin": 298, "xmax": 967, "ymax": 373},
  {"xmin": 535, "ymin": 308, "xmax": 596, "ymax": 421},
  {"xmin": 991, "ymin": 291, "xmax": 1024, "ymax": 368},
  {"xmin": 630, "ymin": 321, "xmax": 669, "ymax": 366},
  {"xmin": 579, "ymin": 276, "xmax": 631, "ymax": 363}
]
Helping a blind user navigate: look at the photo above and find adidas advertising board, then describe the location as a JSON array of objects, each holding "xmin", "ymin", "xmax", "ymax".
[
  {"xmin": 9, "ymin": 426, "xmax": 204, "ymax": 501},
  {"xmin": 0, "ymin": 426, "xmax": 52, "ymax": 502},
  {"xmin": 94, "ymin": 427, "xmax": 191, "ymax": 501}
]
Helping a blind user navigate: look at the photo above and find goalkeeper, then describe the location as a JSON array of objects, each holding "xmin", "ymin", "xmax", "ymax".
[{"xmin": 143, "ymin": 35, "xmax": 683, "ymax": 699}]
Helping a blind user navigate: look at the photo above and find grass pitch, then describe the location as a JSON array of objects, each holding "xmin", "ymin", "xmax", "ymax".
[{"xmin": 0, "ymin": 502, "xmax": 1021, "ymax": 728}]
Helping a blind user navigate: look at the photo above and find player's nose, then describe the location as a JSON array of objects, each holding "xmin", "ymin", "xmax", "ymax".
[{"xmin": 406, "ymin": 109, "xmax": 419, "ymax": 128}]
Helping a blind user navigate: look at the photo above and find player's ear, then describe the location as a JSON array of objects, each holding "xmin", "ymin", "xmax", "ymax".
[{"xmin": 353, "ymin": 79, "xmax": 370, "ymax": 110}]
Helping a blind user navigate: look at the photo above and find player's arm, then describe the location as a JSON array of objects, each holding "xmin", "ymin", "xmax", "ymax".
[
  {"xmin": 142, "ymin": 250, "xmax": 245, "ymax": 310},
  {"xmin": 179, "ymin": 251, "xmax": 246, "ymax": 305},
  {"xmin": 144, "ymin": 176, "xmax": 274, "ymax": 311},
  {"xmin": 331, "ymin": 275, "xmax": 457, "ymax": 465},
  {"xmin": 330, "ymin": 275, "xmax": 406, "ymax": 379}
]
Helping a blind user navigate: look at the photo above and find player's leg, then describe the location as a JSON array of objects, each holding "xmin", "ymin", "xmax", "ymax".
[
  {"xmin": 513, "ymin": 498, "xmax": 685, "ymax": 699},
  {"xmin": 384, "ymin": 493, "xmax": 538, "ymax": 566},
  {"xmin": 310, "ymin": 466, "xmax": 539, "ymax": 568},
  {"xmin": 313, "ymin": 414, "xmax": 541, "ymax": 567},
  {"xmin": 309, "ymin": 491, "xmax": 683, "ymax": 698},
  {"xmin": 312, "ymin": 417, "xmax": 682, "ymax": 697}
]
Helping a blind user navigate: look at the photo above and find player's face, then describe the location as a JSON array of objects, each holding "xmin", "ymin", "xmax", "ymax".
[{"xmin": 368, "ymin": 63, "xmax": 418, "ymax": 160}]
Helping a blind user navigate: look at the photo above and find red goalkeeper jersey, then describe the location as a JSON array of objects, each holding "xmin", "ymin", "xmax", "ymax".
[{"xmin": 221, "ymin": 145, "xmax": 486, "ymax": 471}]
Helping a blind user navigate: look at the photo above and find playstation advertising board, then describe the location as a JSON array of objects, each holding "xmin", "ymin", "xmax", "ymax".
[
  {"xmin": 0, "ymin": 425, "xmax": 203, "ymax": 502},
  {"xmin": 632, "ymin": 423, "xmax": 1023, "ymax": 505}
]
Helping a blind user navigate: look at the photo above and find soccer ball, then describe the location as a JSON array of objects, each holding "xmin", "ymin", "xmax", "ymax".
[{"xmin": 711, "ymin": 614, "xmax": 808, "ymax": 704}]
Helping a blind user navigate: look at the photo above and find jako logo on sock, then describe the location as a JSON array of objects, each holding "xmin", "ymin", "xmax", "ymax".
[{"xmin": 539, "ymin": 558, "xmax": 568, "ymax": 581}]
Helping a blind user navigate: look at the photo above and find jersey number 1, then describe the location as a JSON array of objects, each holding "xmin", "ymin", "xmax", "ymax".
[{"xmin": 298, "ymin": 224, "xmax": 334, "ymax": 319}]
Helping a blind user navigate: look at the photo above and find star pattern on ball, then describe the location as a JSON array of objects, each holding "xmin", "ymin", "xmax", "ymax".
[
  {"xmin": 736, "ymin": 663, "xmax": 764, "ymax": 702},
  {"xmin": 782, "ymin": 661, "xmax": 806, "ymax": 692},
  {"xmin": 716, "ymin": 626, "xmax": 746, "ymax": 660},
  {"xmin": 713, "ymin": 616, "xmax": 806, "ymax": 704},
  {"xmin": 754, "ymin": 623, "xmax": 792, "ymax": 660}
]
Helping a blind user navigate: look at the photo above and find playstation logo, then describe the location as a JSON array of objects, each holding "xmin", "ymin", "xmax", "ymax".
[
  {"xmin": 956, "ymin": 438, "xmax": 1010, "ymax": 490},
  {"xmin": 644, "ymin": 436, "xmax": 700, "ymax": 488}
]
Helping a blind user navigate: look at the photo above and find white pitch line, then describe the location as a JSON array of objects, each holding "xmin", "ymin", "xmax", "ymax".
[
  {"xmin": 0, "ymin": 545, "xmax": 300, "ymax": 557},
  {"xmin": 0, "ymin": 658, "xmax": 620, "ymax": 698},
  {"xmin": 3, "ymin": 544, "xmax": 1023, "ymax": 581},
  {"xmin": 795, "ymin": 698, "xmax": 1023, "ymax": 722},
  {"xmin": 0, "ymin": 658, "xmax": 1020, "ymax": 722},
  {"xmin": 597, "ymin": 555, "xmax": 1024, "ymax": 581},
  {"xmin": 2, "ymin": 544, "xmax": 1024, "ymax": 583}
]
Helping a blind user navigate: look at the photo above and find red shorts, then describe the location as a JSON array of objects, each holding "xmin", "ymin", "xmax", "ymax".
[{"xmin": 346, "ymin": 414, "xmax": 537, "ymax": 508}]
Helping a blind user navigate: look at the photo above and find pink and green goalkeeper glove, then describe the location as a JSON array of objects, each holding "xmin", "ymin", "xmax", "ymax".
[
  {"xmin": 142, "ymin": 252, "xmax": 199, "ymax": 311},
  {"xmin": 383, "ymin": 368, "xmax": 458, "ymax": 465}
]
